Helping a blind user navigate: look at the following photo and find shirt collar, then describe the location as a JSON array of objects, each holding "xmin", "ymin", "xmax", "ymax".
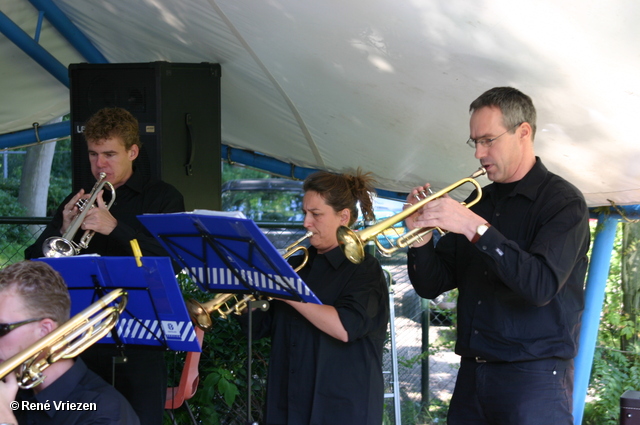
[
  {"xmin": 310, "ymin": 245, "xmax": 349, "ymax": 269},
  {"xmin": 23, "ymin": 359, "xmax": 88, "ymax": 418},
  {"xmin": 485, "ymin": 157, "xmax": 548, "ymax": 201},
  {"xmin": 120, "ymin": 167, "xmax": 148, "ymax": 194}
]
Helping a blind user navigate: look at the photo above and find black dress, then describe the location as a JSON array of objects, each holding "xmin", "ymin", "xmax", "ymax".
[{"xmin": 247, "ymin": 245, "xmax": 389, "ymax": 425}]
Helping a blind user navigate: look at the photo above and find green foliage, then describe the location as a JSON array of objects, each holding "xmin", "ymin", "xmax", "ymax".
[
  {"xmin": 222, "ymin": 162, "xmax": 271, "ymax": 182},
  {"xmin": 164, "ymin": 273, "xmax": 271, "ymax": 424},
  {"xmin": 583, "ymin": 223, "xmax": 640, "ymax": 425},
  {"xmin": 47, "ymin": 137, "xmax": 73, "ymax": 215},
  {"xmin": 584, "ymin": 346, "xmax": 640, "ymax": 425},
  {"xmin": 0, "ymin": 179, "xmax": 29, "ymax": 244},
  {"xmin": 46, "ymin": 176, "xmax": 72, "ymax": 216},
  {"xmin": 51, "ymin": 137, "xmax": 72, "ymax": 181},
  {"xmin": 386, "ymin": 397, "xmax": 447, "ymax": 425},
  {"xmin": 2, "ymin": 148, "xmax": 27, "ymax": 179}
]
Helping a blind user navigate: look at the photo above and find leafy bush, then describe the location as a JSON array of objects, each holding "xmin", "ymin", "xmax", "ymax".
[
  {"xmin": 0, "ymin": 179, "xmax": 29, "ymax": 244},
  {"xmin": 165, "ymin": 274, "xmax": 271, "ymax": 424},
  {"xmin": 583, "ymin": 223, "xmax": 640, "ymax": 425},
  {"xmin": 46, "ymin": 176, "xmax": 72, "ymax": 216}
]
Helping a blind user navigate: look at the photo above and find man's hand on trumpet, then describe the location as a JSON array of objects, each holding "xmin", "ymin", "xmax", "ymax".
[
  {"xmin": 404, "ymin": 183, "xmax": 486, "ymax": 247},
  {"xmin": 80, "ymin": 190, "xmax": 118, "ymax": 236},
  {"xmin": 403, "ymin": 184, "xmax": 432, "ymax": 248},
  {"xmin": 0, "ymin": 370, "xmax": 19, "ymax": 424},
  {"xmin": 60, "ymin": 188, "xmax": 86, "ymax": 235}
]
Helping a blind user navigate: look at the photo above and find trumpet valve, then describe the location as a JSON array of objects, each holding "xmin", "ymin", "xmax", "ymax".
[{"xmin": 75, "ymin": 198, "xmax": 88, "ymax": 211}]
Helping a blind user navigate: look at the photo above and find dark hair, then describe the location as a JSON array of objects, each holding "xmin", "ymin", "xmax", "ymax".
[
  {"xmin": 469, "ymin": 87, "xmax": 537, "ymax": 141},
  {"xmin": 83, "ymin": 107, "xmax": 142, "ymax": 150},
  {"xmin": 303, "ymin": 168, "xmax": 376, "ymax": 226},
  {"xmin": 0, "ymin": 261, "xmax": 71, "ymax": 325}
]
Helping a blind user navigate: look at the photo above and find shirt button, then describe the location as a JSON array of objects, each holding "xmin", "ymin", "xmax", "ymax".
[
  {"xmin": 481, "ymin": 245, "xmax": 488, "ymax": 250},
  {"xmin": 474, "ymin": 330, "xmax": 479, "ymax": 334},
  {"xmin": 478, "ymin": 300, "xmax": 482, "ymax": 305},
  {"xmin": 495, "ymin": 212, "xmax": 500, "ymax": 217}
]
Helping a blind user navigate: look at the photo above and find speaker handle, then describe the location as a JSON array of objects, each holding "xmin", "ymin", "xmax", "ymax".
[{"xmin": 184, "ymin": 113, "xmax": 195, "ymax": 176}]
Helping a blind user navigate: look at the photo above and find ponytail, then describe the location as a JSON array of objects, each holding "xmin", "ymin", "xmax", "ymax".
[{"xmin": 303, "ymin": 168, "xmax": 376, "ymax": 227}]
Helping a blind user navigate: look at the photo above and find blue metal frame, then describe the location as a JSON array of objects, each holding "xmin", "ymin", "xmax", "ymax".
[
  {"xmin": 0, "ymin": 9, "xmax": 69, "ymax": 86},
  {"xmin": 0, "ymin": 121, "xmax": 70, "ymax": 148},
  {"xmin": 573, "ymin": 214, "xmax": 618, "ymax": 424},
  {"xmin": 27, "ymin": 0, "xmax": 107, "ymax": 64},
  {"xmin": 0, "ymin": 0, "xmax": 107, "ymax": 88}
]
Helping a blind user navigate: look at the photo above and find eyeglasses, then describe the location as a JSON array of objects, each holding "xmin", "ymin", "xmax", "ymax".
[
  {"xmin": 466, "ymin": 122, "xmax": 522, "ymax": 149},
  {"xmin": 0, "ymin": 318, "xmax": 44, "ymax": 337}
]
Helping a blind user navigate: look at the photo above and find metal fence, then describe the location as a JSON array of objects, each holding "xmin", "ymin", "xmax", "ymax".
[{"xmin": 0, "ymin": 218, "xmax": 458, "ymax": 425}]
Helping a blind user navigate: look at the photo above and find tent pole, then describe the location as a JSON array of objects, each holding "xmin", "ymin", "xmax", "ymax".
[
  {"xmin": 0, "ymin": 10, "xmax": 69, "ymax": 87},
  {"xmin": 573, "ymin": 213, "xmax": 618, "ymax": 425},
  {"xmin": 28, "ymin": 0, "xmax": 108, "ymax": 63}
]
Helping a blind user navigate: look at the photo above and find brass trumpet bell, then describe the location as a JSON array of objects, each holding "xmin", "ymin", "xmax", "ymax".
[{"xmin": 43, "ymin": 172, "xmax": 116, "ymax": 257}]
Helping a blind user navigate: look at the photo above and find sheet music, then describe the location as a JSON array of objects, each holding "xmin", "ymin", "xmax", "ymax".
[
  {"xmin": 190, "ymin": 209, "xmax": 246, "ymax": 218},
  {"xmin": 138, "ymin": 212, "xmax": 322, "ymax": 304}
]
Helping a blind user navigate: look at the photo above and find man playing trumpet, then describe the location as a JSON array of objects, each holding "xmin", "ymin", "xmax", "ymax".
[
  {"xmin": 24, "ymin": 107, "xmax": 185, "ymax": 424},
  {"xmin": 0, "ymin": 260, "xmax": 139, "ymax": 424},
  {"xmin": 405, "ymin": 87, "xmax": 590, "ymax": 424},
  {"xmin": 25, "ymin": 107, "xmax": 184, "ymax": 260}
]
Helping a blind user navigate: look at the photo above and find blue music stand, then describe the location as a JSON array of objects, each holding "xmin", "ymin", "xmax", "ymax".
[
  {"xmin": 138, "ymin": 211, "xmax": 321, "ymax": 304},
  {"xmin": 139, "ymin": 211, "xmax": 320, "ymax": 424},
  {"xmin": 35, "ymin": 256, "xmax": 201, "ymax": 353}
]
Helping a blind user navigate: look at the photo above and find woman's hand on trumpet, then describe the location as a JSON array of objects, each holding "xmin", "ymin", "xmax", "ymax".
[{"xmin": 80, "ymin": 190, "xmax": 118, "ymax": 236}]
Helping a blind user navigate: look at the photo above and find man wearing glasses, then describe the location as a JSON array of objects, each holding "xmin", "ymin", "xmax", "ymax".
[
  {"xmin": 0, "ymin": 260, "xmax": 139, "ymax": 425},
  {"xmin": 404, "ymin": 87, "xmax": 590, "ymax": 424}
]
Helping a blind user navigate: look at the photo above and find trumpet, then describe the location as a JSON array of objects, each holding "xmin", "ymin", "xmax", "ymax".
[
  {"xmin": 42, "ymin": 172, "xmax": 116, "ymax": 257},
  {"xmin": 187, "ymin": 231, "xmax": 313, "ymax": 331},
  {"xmin": 338, "ymin": 167, "xmax": 487, "ymax": 264},
  {"xmin": 0, "ymin": 288, "xmax": 127, "ymax": 389}
]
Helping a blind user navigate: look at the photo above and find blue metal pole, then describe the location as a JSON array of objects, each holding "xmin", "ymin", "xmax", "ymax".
[
  {"xmin": 0, "ymin": 121, "xmax": 71, "ymax": 149},
  {"xmin": 223, "ymin": 145, "xmax": 408, "ymax": 201},
  {"xmin": 0, "ymin": 11, "xmax": 69, "ymax": 87},
  {"xmin": 573, "ymin": 213, "xmax": 619, "ymax": 425},
  {"xmin": 28, "ymin": 0, "xmax": 108, "ymax": 63}
]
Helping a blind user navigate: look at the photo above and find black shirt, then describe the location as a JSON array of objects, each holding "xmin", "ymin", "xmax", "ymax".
[
  {"xmin": 15, "ymin": 358, "xmax": 140, "ymax": 425},
  {"xmin": 408, "ymin": 158, "xmax": 590, "ymax": 362},
  {"xmin": 23, "ymin": 170, "xmax": 184, "ymax": 425},
  {"xmin": 246, "ymin": 246, "xmax": 389, "ymax": 425},
  {"xmin": 24, "ymin": 169, "xmax": 185, "ymax": 259}
]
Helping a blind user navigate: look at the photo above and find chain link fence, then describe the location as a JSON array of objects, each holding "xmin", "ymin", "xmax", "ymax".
[
  {"xmin": 0, "ymin": 217, "xmax": 49, "ymax": 265},
  {"xmin": 0, "ymin": 218, "xmax": 458, "ymax": 425}
]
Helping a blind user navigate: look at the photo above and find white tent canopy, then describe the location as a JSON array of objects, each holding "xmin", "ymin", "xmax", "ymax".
[{"xmin": 1, "ymin": 0, "xmax": 639, "ymax": 206}]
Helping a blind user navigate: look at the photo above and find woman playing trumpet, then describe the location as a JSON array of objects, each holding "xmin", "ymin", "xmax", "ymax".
[{"xmin": 240, "ymin": 169, "xmax": 389, "ymax": 425}]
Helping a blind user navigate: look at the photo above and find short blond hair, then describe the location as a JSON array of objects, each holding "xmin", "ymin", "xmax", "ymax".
[{"xmin": 0, "ymin": 261, "xmax": 70, "ymax": 325}]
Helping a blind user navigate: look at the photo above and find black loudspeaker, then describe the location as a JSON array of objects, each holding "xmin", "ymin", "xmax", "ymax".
[
  {"xmin": 69, "ymin": 62, "xmax": 222, "ymax": 211},
  {"xmin": 621, "ymin": 390, "xmax": 640, "ymax": 425}
]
